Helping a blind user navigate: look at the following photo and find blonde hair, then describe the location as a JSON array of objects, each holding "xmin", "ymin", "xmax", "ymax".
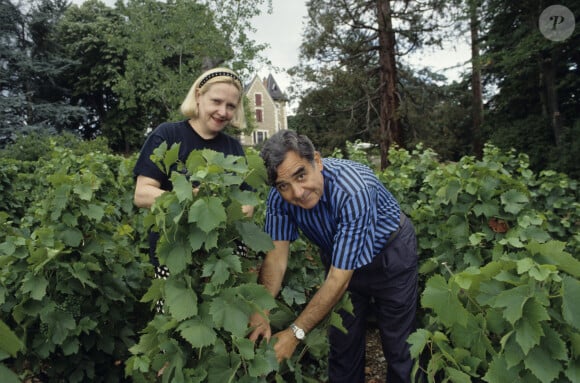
[{"xmin": 180, "ymin": 67, "xmax": 246, "ymax": 130}]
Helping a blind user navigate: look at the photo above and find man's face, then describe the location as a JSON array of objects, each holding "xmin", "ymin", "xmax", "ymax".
[{"xmin": 274, "ymin": 150, "xmax": 324, "ymax": 209}]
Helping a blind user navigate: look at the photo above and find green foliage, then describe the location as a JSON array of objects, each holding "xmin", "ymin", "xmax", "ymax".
[
  {"xmin": 393, "ymin": 144, "xmax": 578, "ymax": 274},
  {"xmin": 0, "ymin": 133, "xmax": 112, "ymax": 225},
  {"xmin": 411, "ymin": 244, "xmax": 580, "ymax": 383},
  {"xmin": 0, "ymin": 143, "xmax": 148, "ymax": 382},
  {"xmin": 378, "ymin": 144, "xmax": 441, "ymax": 214},
  {"xmin": 125, "ymin": 145, "xmax": 335, "ymax": 382},
  {"xmin": 55, "ymin": 0, "xmax": 129, "ymax": 141},
  {"xmin": 0, "ymin": 131, "xmax": 111, "ymax": 162},
  {"xmin": 2, "ymin": 138, "xmax": 578, "ymax": 382},
  {"xmin": 330, "ymin": 140, "xmax": 376, "ymax": 167},
  {"xmin": 385, "ymin": 143, "xmax": 580, "ymax": 382},
  {"xmin": 399, "ymin": 70, "xmax": 474, "ymax": 162},
  {"xmin": 0, "ymin": 159, "xmax": 38, "ymax": 222},
  {"xmin": 126, "ymin": 145, "xmax": 277, "ymax": 381}
]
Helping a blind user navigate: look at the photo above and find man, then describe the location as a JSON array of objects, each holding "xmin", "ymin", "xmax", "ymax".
[{"xmin": 248, "ymin": 130, "xmax": 418, "ymax": 383}]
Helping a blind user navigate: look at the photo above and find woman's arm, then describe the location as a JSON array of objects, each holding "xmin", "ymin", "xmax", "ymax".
[{"xmin": 134, "ymin": 175, "xmax": 165, "ymax": 208}]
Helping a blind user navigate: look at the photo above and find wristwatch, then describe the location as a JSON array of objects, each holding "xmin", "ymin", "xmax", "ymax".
[{"xmin": 290, "ymin": 323, "xmax": 305, "ymax": 340}]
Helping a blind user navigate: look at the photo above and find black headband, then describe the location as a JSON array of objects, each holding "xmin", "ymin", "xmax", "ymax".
[{"xmin": 199, "ymin": 71, "xmax": 241, "ymax": 88}]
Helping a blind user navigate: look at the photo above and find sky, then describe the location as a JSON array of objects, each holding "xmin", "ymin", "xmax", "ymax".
[{"xmin": 249, "ymin": 0, "xmax": 309, "ymax": 94}]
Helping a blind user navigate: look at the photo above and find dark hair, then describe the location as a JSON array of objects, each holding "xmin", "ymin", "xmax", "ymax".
[{"xmin": 260, "ymin": 130, "xmax": 316, "ymax": 186}]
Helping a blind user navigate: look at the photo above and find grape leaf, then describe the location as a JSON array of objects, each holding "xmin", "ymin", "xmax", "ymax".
[
  {"xmin": 0, "ymin": 320, "xmax": 23, "ymax": 357},
  {"xmin": 562, "ymin": 275, "xmax": 580, "ymax": 330},
  {"xmin": 407, "ymin": 328, "xmax": 431, "ymax": 359},
  {"xmin": 165, "ymin": 278, "xmax": 198, "ymax": 321},
  {"xmin": 235, "ymin": 221, "xmax": 274, "ymax": 253},
  {"xmin": 491, "ymin": 284, "xmax": 529, "ymax": 325},
  {"xmin": 501, "ymin": 189, "xmax": 529, "ymax": 214},
  {"xmin": 188, "ymin": 197, "xmax": 226, "ymax": 233},
  {"xmin": 178, "ymin": 319, "xmax": 216, "ymax": 348},
  {"xmin": 421, "ymin": 275, "xmax": 469, "ymax": 327},
  {"xmin": 210, "ymin": 295, "xmax": 249, "ymax": 337},
  {"xmin": 524, "ymin": 346, "xmax": 562, "ymax": 383},
  {"xmin": 171, "ymin": 173, "xmax": 193, "ymax": 203},
  {"xmin": 483, "ymin": 356, "xmax": 522, "ymax": 383}
]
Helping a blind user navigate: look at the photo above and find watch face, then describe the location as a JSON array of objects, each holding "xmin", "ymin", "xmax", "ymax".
[
  {"xmin": 291, "ymin": 324, "xmax": 305, "ymax": 340},
  {"xmin": 295, "ymin": 328, "xmax": 305, "ymax": 340}
]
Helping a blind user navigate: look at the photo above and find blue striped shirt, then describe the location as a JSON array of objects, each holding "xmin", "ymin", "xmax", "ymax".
[{"xmin": 264, "ymin": 158, "xmax": 401, "ymax": 270}]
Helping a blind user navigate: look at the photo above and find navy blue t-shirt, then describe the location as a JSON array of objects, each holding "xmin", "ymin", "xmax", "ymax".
[{"xmin": 133, "ymin": 119, "xmax": 246, "ymax": 191}]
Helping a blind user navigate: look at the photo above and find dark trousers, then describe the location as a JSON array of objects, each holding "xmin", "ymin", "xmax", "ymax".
[{"xmin": 324, "ymin": 215, "xmax": 418, "ymax": 383}]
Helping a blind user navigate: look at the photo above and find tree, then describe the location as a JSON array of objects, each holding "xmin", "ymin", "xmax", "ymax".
[
  {"xmin": 292, "ymin": 0, "xmax": 448, "ymax": 168},
  {"xmin": 291, "ymin": 66, "xmax": 377, "ymax": 157},
  {"xmin": 0, "ymin": 0, "xmax": 27, "ymax": 143},
  {"xmin": 482, "ymin": 0, "xmax": 580, "ymax": 176},
  {"xmin": 56, "ymin": 0, "xmax": 127, "ymax": 141},
  {"xmin": 468, "ymin": 0, "xmax": 484, "ymax": 158},
  {"xmin": 377, "ymin": 0, "xmax": 400, "ymax": 168},
  {"xmin": 201, "ymin": 0, "xmax": 272, "ymax": 76},
  {"xmin": 398, "ymin": 67, "xmax": 473, "ymax": 161},
  {"xmin": 0, "ymin": 0, "xmax": 87, "ymax": 147},
  {"xmin": 104, "ymin": 0, "xmax": 233, "ymax": 153}
]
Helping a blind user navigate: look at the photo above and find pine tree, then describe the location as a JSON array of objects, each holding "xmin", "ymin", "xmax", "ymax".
[{"xmin": 0, "ymin": 0, "xmax": 87, "ymax": 148}]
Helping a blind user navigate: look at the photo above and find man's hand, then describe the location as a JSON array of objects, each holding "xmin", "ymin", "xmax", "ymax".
[
  {"xmin": 248, "ymin": 311, "xmax": 271, "ymax": 343},
  {"xmin": 272, "ymin": 328, "xmax": 300, "ymax": 362}
]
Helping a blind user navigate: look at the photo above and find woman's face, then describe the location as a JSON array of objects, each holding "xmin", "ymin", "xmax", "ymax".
[{"xmin": 195, "ymin": 82, "xmax": 240, "ymax": 136}]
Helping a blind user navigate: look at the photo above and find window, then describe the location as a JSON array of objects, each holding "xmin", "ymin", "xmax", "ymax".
[
  {"xmin": 255, "ymin": 109, "xmax": 263, "ymax": 122},
  {"xmin": 253, "ymin": 130, "xmax": 268, "ymax": 144},
  {"xmin": 255, "ymin": 93, "xmax": 262, "ymax": 107}
]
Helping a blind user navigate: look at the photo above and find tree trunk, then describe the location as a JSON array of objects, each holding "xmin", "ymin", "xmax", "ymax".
[
  {"xmin": 376, "ymin": 0, "xmax": 401, "ymax": 169},
  {"xmin": 539, "ymin": 51, "xmax": 562, "ymax": 146},
  {"xmin": 469, "ymin": 0, "xmax": 484, "ymax": 158}
]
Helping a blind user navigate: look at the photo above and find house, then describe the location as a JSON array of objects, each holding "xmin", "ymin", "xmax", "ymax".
[{"xmin": 240, "ymin": 74, "xmax": 289, "ymax": 146}]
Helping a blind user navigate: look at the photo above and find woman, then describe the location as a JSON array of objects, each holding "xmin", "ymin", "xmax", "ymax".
[{"xmin": 133, "ymin": 67, "xmax": 253, "ymax": 311}]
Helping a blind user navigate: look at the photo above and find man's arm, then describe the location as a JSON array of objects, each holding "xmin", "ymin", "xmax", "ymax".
[
  {"xmin": 248, "ymin": 240, "xmax": 290, "ymax": 342},
  {"xmin": 293, "ymin": 266, "xmax": 353, "ymax": 333},
  {"xmin": 271, "ymin": 266, "xmax": 353, "ymax": 361},
  {"xmin": 258, "ymin": 240, "xmax": 289, "ymax": 296}
]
